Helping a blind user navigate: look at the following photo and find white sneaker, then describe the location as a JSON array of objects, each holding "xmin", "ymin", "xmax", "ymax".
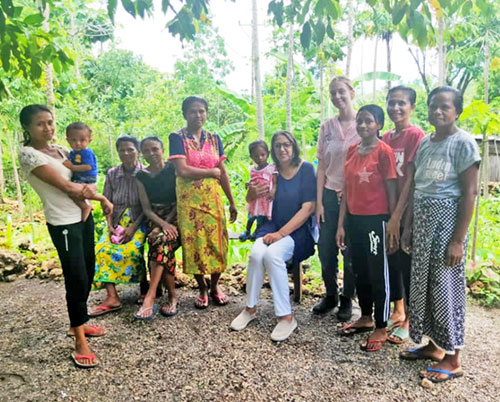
[
  {"xmin": 230, "ymin": 309, "xmax": 257, "ymax": 331},
  {"xmin": 270, "ymin": 317, "xmax": 298, "ymax": 342}
]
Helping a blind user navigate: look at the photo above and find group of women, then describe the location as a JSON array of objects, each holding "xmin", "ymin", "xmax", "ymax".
[{"xmin": 19, "ymin": 80, "xmax": 479, "ymax": 384}]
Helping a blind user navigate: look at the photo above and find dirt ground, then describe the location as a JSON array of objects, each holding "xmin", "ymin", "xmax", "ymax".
[{"xmin": 0, "ymin": 279, "xmax": 499, "ymax": 402}]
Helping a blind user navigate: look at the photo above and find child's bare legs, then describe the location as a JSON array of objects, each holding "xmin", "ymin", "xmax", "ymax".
[{"xmin": 70, "ymin": 196, "xmax": 92, "ymax": 222}]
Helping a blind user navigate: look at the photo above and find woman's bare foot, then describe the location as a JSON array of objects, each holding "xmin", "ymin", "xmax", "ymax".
[
  {"xmin": 361, "ymin": 328, "xmax": 387, "ymax": 351},
  {"xmin": 388, "ymin": 299, "xmax": 406, "ymax": 328},
  {"xmin": 408, "ymin": 342, "xmax": 446, "ymax": 361},
  {"xmin": 421, "ymin": 352, "xmax": 462, "ymax": 381},
  {"xmin": 161, "ymin": 296, "xmax": 179, "ymax": 316}
]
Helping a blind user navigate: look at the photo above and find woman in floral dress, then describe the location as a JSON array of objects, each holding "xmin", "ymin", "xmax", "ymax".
[{"xmin": 169, "ymin": 96, "xmax": 237, "ymax": 308}]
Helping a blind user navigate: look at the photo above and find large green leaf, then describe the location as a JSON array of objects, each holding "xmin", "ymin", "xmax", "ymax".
[
  {"xmin": 300, "ymin": 21, "xmax": 311, "ymax": 48},
  {"xmin": 23, "ymin": 13, "xmax": 44, "ymax": 25},
  {"xmin": 353, "ymin": 71, "xmax": 402, "ymax": 86}
]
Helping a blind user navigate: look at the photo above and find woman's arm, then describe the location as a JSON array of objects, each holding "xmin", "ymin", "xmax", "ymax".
[
  {"xmin": 262, "ymin": 201, "xmax": 316, "ymax": 245},
  {"xmin": 336, "ymin": 185, "xmax": 348, "ymax": 249},
  {"xmin": 386, "ymin": 163, "xmax": 415, "ymax": 251},
  {"xmin": 31, "ymin": 164, "xmax": 91, "ymax": 199},
  {"xmin": 219, "ymin": 160, "xmax": 237, "ymax": 223},
  {"xmin": 445, "ymin": 163, "xmax": 479, "ymax": 267},
  {"xmin": 400, "ymin": 187, "xmax": 415, "ymax": 255},
  {"xmin": 171, "ymin": 158, "xmax": 220, "ymax": 180},
  {"xmin": 316, "ymin": 159, "xmax": 326, "ymax": 225},
  {"xmin": 136, "ymin": 179, "xmax": 178, "ymax": 240}
]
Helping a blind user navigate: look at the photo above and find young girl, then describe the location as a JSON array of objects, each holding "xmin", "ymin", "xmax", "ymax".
[
  {"xmin": 400, "ymin": 87, "xmax": 480, "ymax": 383},
  {"xmin": 239, "ymin": 140, "xmax": 278, "ymax": 241},
  {"xmin": 382, "ymin": 86, "xmax": 425, "ymax": 344},
  {"xmin": 336, "ymin": 105, "xmax": 398, "ymax": 352}
]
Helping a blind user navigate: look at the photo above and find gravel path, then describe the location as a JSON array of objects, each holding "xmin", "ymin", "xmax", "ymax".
[{"xmin": 0, "ymin": 279, "xmax": 499, "ymax": 402}]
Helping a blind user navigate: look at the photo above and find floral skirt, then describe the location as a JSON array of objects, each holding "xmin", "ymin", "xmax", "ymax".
[
  {"xmin": 147, "ymin": 203, "xmax": 181, "ymax": 275},
  {"xmin": 93, "ymin": 210, "xmax": 146, "ymax": 288},
  {"xmin": 409, "ymin": 195, "xmax": 467, "ymax": 353},
  {"xmin": 177, "ymin": 176, "xmax": 228, "ymax": 275}
]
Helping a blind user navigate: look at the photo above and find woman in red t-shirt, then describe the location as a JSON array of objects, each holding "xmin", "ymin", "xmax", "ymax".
[{"xmin": 336, "ymin": 104, "xmax": 398, "ymax": 352}]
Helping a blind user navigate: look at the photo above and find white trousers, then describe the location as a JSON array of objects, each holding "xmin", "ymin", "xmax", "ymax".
[{"xmin": 246, "ymin": 236, "xmax": 295, "ymax": 317}]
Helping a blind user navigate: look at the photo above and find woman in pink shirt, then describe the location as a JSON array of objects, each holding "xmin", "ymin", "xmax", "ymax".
[{"xmin": 312, "ymin": 77, "xmax": 360, "ymax": 320}]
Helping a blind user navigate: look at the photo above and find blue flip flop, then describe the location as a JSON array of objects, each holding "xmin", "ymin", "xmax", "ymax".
[
  {"xmin": 134, "ymin": 303, "xmax": 158, "ymax": 321},
  {"xmin": 420, "ymin": 367, "xmax": 464, "ymax": 382}
]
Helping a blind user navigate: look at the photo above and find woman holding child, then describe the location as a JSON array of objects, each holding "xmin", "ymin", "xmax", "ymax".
[
  {"xmin": 169, "ymin": 96, "xmax": 237, "ymax": 309},
  {"xmin": 231, "ymin": 131, "xmax": 316, "ymax": 342},
  {"xmin": 18, "ymin": 105, "xmax": 112, "ymax": 368},
  {"xmin": 90, "ymin": 135, "xmax": 147, "ymax": 316}
]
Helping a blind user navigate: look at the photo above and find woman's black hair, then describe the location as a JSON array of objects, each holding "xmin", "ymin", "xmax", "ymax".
[
  {"xmin": 270, "ymin": 130, "xmax": 301, "ymax": 168},
  {"xmin": 357, "ymin": 104, "xmax": 385, "ymax": 137},
  {"xmin": 116, "ymin": 135, "xmax": 140, "ymax": 151},
  {"xmin": 140, "ymin": 136, "xmax": 164, "ymax": 150},
  {"xmin": 248, "ymin": 140, "xmax": 269, "ymax": 156},
  {"xmin": 387, "ymin": 85, "xmax": 417, "ymax": 105},
  {"xmin": 66, "ymin": 122, "xmax": 92, "ymax": 137},
  {"xmin": 182, "ymin": 96, "xmax": 209, "ymax": 118},
  {"xmin": 19, "ymin": 104, "xmax": 53, "ymax": 146},
  {"xmin": 427, "ymin": 86, "xmax": 463, "ymax": 115}
]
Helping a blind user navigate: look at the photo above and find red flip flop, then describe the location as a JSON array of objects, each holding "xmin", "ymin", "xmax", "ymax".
[
  {"xmin": 194, "ymin": 295, "xmax": 209, "ymax": 309},
  {"xmin": 360, "ymin": 338, "xmax": 386, "ymax": 352},
  {"xmin": 67, "ymin": 325, "xmax": 106, "ymax": 338},
  {"xmin": 88, "ymin": 304, "xmax": 122, "ymax": 317},
  {"xmin": 71, "ymin": 352, "xmax": 99, "ymax": 368},
  {"xmin": 211, "ymin": 292, "xmax": 229, "ymax": 306}
]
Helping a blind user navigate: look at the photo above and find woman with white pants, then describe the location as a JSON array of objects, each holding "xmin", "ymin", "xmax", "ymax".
[{"xmin": 231, "ymin": 131, "xmax": 316, "ymax": 341}]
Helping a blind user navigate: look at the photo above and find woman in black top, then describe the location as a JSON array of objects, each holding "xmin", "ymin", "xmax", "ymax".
[{"xmin": 134, "ymin": 136, "xmax": 180, "ymax": 319}]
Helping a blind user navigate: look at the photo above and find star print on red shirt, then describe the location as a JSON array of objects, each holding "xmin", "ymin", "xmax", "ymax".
[{"xmin": 344, "ymin": 141, "xmax": 397, "ymax": 215}]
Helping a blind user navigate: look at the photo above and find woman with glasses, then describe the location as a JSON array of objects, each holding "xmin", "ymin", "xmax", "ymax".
[{"xmin": 231, "ymin": 131, "xmax": 316, "ymax": 342}]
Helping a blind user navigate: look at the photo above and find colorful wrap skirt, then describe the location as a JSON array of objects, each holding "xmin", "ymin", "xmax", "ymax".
[
  {"xmin": 147, "ymin": 203, "xmax": 181, "ymax": 275},
  {"xmin": 409, "ymin": 195, "xmax": 467, "ymax": 353},
  {"xmin": 176, "ymin": 176, "xmax": 228, "ymax": 275},
  {"xmin": 93, "ymin": 210, "xmax": 146, "ymax": 288}
]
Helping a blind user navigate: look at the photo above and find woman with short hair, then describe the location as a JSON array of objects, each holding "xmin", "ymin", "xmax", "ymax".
[{"xmin": 231, "ymin": 131, "xmax": 316, "ymax": 342}]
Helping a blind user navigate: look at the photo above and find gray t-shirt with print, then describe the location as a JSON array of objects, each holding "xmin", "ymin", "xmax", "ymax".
[{"xmin": 414, "ymin": 129, "xmax": 481, "ymax": 199}]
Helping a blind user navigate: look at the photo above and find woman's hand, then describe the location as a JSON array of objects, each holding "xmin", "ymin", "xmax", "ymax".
[
  {"xmin": 122, "ymin": 223, "xmax": 138, "ymax": 243},
  {"xmin": 100, "ymin": 199, "xmax": 114, "ymax": 216},
  {"xmin": 445, "ymin": 240, "xmax": 464, "ymax": 267},
  {"xmin": 229, "ymin": 203, "xmax": 237, "ymax": 223},
  {"xmin": 400, "ymin": 227, "xmax": 412, "ymax": 254},
  {"xmin": 148, "ymin": 227, "xmax": 161, "ymax": 241},
  {"xmin": 107, "ymin": 224, "xmax": 116, "ymax": 237},
  {"xmin": 336, "ymin": 227, "xmax": 346, "ymax": 250},
  {"xmin": 161, "ymin": 222, "xmax": 179, "ymax": 240},
  {"xmin": 263, "ymin": 231, "xmax": 283, "ymax": 245},
  {"xmin": 316, "ymin": 203, "xmax": 325, "ymax": 225},
  {"xmin": 385, "ymin": 216, "xmax": 400, "ymax": 255},
  {"xmin": 246, "ymin": 182, "xmax": 269, "ymax": 202},
  {"xmin": 211, "ymin": 167, "xmax": 221, "ymax": 180}
]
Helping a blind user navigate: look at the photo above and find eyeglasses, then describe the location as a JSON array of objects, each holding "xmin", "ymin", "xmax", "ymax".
[{"xmin": 274, "ymin": 142, "xmax": 292, "ymax": 150}]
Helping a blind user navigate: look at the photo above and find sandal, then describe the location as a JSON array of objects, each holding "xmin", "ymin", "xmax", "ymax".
[
  {"xmin": 194, "ymin": 295, "xmax": 209, "ymax": 309},
  {"xmin": 67, "ymin": 325, "xmax": 106, "ymax": 338},
  {"xmin": 134, "ymin": 304, "xmax": 158, "ymax": 321},
  {"xmin": 420, "ymin": 366, "xmax": 464, "ymax": 383},
  {"xmin": 160, "ymin": 301, "xmax": 178, "ymax": 317},
  {"xmin": 210, "ymin": 292, "xmax": 229, "ymax": 306},
  {"xmin": 360, "ymin": 337, "xmax": 386, "ymax": 352},
  {"xmin": 88, "ymin": 304, "xmax": 122, "ymax": 317},
  {"xmin": 71, "ymin": 352, "xmax": 99, "ymax": 368},
  {"xmin": 337, "ymin": 323, "xmax": 374, "ymax": 336},
  {"xmin": 400, "ymin": 347, "xmax": 443, "ymax": 362},
  {"xmin": 387, "ymin": 327, "xmax": 409, "ymax": 345}
]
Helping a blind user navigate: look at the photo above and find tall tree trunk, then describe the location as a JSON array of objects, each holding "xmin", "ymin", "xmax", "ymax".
[
  {"xmin": 482, "ymin": 40, "xmax": 490, "ymax": 200},
  {"xmin": 0, "ymin": 139, "xmax": 5, "ymax": 203},
  {"xmin": 320, "ymin": 57, "xmax": 325, "ymax": 122},
  {"xmin": 385, "ymin": 33, "xmax": 392, "ymax": 91},
  {"xmin": 372, "ymin": 36, "xmax": 378, "ymax": 103},
  {"xmin": 438, "ymin": 17, "xmax": 446, "ymax": 86},
  {"xmin": 7, "ymin": 132, "xmax": 24, "ymax": 213},
  {"xmin": 43, "ymin": 4, "xmax": 56, "ymax": 119},
  {"xmin": 285, "ymin": 24, "xmax": 294, "ymax": 132},
  {"xmin": 252, "ymin": 0, "xmax": 265, "ymax": 140},
  {"xmin": 345, "ymin": 0, "xmax": 354, "ymax": 78}
]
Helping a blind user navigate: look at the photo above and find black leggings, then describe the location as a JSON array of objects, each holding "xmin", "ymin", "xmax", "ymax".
[
  {"xmin": 388, "ymin": 249, "xmax": 411, "ymax": 304},
  {"xmin": 348, "ymin": 214, "xmax": 390, "ymax": 328},
  {"xmin": 47, "ymin": 216, "xmax": 95, "ymax": 328}
]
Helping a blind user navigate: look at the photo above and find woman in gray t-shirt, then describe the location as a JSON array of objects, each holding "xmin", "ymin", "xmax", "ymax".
[{"xmin": 399, "ymin": 87, "xmax": 480, "ymax": 383}]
